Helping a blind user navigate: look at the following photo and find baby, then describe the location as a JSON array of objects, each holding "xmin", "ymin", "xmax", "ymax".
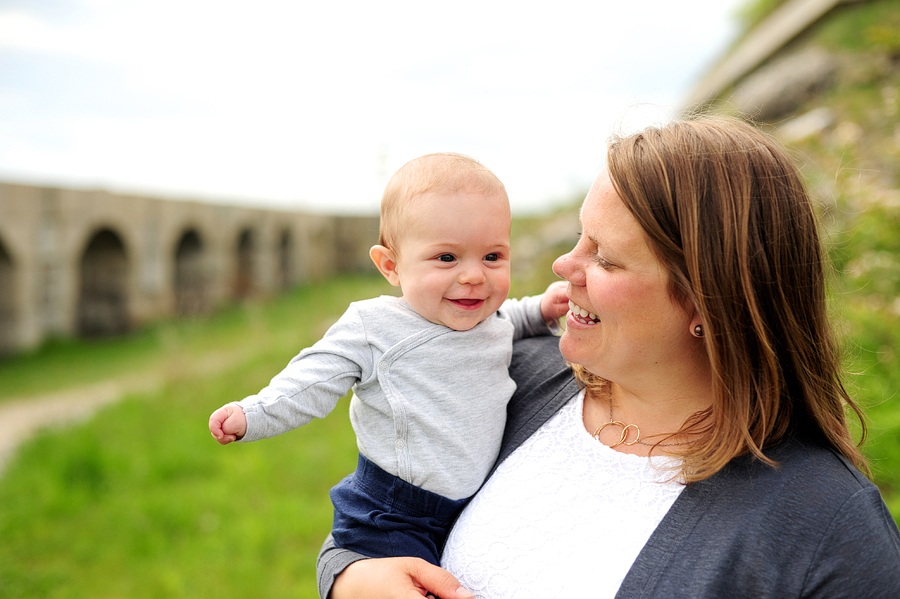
[{"xmin": 209, "ymin": 153, "xmax": 568, "ymax": 565}]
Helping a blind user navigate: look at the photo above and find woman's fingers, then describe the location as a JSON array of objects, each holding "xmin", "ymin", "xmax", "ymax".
[{"xmin": 331, "ymin": 557, "xmax": 473, "ymax": 599}]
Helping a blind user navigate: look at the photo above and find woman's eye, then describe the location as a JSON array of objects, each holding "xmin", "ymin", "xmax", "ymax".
[
  {"xmin": 591, "ymin": 253, "xmax": 614, "ymax": 269},
  {"xmin": 484, "ymin": 253, "xmax": 499, "ymax": 262},
  {"xmin": 437, "ymin": 254, "xmax": 455, "ymax": 263}
]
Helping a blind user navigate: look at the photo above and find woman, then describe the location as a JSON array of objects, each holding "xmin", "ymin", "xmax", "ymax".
[{"xmin": 318, "ymin": 116, "xmax": 900, "ymax": 598}]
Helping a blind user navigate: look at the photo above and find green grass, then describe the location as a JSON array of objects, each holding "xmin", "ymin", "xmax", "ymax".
[
  {"xmin": 0, "ymin": 330, "xmax": 163, "ymax": 403},
  {"xmin": 729, "ymin": 0, "xmax": 900, "ymax": 53},
  {"xmin": 828, "ymin": 200, "xmax": 900, "ymax": 518},
  {"xmin": 814, "ymin": 0, "xmax": 900, "ymax": 54},
  {"xmin": 0, "ymin": 363, "xmax": 359, "ymax": 598},
  {"xmin": 0, "ymin": 275, "xmax": 394, "ymax": 599}
]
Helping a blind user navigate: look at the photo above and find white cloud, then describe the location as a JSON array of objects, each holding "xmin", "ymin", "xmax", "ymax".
[{"xmin": 0, "ymin": 0, "xmax": 744, "ymax": 213}]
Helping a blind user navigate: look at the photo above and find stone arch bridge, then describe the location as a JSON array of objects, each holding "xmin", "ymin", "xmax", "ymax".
[{"xmin": 0, "ymin": 182, "xmax": 378, "ymax": 355}]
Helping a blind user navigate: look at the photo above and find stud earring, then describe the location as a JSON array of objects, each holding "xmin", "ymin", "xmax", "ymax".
[{"xmin": 693, "ymin": 324, "xmax": 704, "ymax": 338}]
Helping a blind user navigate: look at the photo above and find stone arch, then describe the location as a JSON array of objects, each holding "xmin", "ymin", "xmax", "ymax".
[
  {"xmin": 174, "ymin": 229, "xmax": 208, "ymax": 315},
  {"xmin": 278, "ymin": 228, "xmax": 293, "ymax": 290},
  {"xmin": 77, "ymin": 228, "xmax": 129, "ymax": 337},
  {"xmin": 234, "ymin": 228, "xmax": 256, "ymax": 299},
  {"xmin": 0, "ymin": 237, "xmax": 16, "ymax": 354}
]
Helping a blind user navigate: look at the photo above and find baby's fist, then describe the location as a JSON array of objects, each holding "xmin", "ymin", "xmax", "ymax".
[
  {"xmin": 209, "ymin": 404, "xmax": 248, "ymax": 445},
  {"xmin": 541, "ymin": 281, "xmax": 569, "ymax": 322}
]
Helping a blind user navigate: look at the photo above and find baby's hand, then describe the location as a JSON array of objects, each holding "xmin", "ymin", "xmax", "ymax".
[
  {"xmin": 540, "ymin": 281, "xmax": 569, "ymax": 323},
  {"xmin": 209, "ymin": 404, "xmax": 248, "ymax": 445}
]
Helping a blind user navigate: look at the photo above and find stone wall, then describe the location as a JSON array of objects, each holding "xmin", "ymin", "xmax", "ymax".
[{"xmin": 0, "ymin": 182, "xmax": 378, "ymax": 354}]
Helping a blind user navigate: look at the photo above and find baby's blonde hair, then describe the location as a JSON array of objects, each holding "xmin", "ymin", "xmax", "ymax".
[{"xmin": 378, "ymin": 153, "xmax": 507, "ymax": 251}]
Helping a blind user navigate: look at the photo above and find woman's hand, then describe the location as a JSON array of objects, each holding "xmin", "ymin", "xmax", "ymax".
[{"xmin": 331, "ymin": 557, "xmax": 474, "ymax": 599}]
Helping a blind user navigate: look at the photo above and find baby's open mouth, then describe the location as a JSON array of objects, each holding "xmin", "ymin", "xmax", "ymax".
[{"xmin": 450, "ymin": 298, "xmax": 484, "ymax": 308}]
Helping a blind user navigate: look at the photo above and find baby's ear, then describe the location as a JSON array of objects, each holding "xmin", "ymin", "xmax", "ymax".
[{"xmin": 369, "ymin": 245, "xmax": 401, "ymax": 286}]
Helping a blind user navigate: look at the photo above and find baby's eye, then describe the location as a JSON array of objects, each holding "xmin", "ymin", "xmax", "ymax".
[
  {"xmin": 437, "ymin": 254, "xmax": 456, "ymax": 263},
  {"xmin": 484, "ymin": 253, "xmax": 499, "ymax": 262}
]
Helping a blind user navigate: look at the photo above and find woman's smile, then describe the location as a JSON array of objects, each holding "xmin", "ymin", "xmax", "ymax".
[{"xmin": 568, "ymin": 300, "xmax": 599, "ymax": 325}]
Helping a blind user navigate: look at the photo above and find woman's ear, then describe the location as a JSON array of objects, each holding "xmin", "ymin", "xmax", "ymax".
[{"xmin": 369, "ymin": 245, "xmax": 401, "ymax": 286}]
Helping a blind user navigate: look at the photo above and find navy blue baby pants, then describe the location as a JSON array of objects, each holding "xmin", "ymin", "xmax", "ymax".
[{"xmin": 329, "ymin": 453, "xmax": 470, "ymax": 566}]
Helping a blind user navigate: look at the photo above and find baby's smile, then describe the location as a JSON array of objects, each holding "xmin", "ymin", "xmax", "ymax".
[{"xmin": 449, "ymin": 298, "xmax": 485, "ymax": 309}]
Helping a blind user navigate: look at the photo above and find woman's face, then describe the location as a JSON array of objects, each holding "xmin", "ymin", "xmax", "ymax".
[{"xmin": 552, "ymin": 169, "xmax": 695, "ymax": 387}]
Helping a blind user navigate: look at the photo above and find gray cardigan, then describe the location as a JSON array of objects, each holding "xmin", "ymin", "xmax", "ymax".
[{"xmin": 318, "ymin": 336, "xmax": 900, "ymax": 598}]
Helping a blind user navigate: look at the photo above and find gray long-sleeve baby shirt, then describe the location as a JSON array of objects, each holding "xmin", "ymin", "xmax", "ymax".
[{"xmin": 238, "ymin": 294, "xmax": 551, "ymax": 499}]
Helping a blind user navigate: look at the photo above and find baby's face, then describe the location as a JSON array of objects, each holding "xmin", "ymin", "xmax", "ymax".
[{"xmin": 393, "ymin": 186, "xmax": 511, "ymax": 331}]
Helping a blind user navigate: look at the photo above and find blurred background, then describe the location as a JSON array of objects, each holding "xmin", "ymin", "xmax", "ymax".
[{"xmin": 1, "ymin": 0, "xmax": 899, "ymax": 597}]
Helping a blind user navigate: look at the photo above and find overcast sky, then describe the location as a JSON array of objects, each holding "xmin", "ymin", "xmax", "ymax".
[{"xmin": 0, "ymin": 0, "xmax": 746, "ymax": 214}]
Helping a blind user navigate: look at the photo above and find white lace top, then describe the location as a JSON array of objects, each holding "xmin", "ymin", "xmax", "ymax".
[{"xmin": 441, "ymin": 391, "xmax": 685, "ymax": 599}]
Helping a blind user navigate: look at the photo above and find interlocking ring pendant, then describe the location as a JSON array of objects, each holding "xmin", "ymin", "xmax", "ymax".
[{"xmin": 592, "ymin": 420, "xmax": 641, "ymax": 447}]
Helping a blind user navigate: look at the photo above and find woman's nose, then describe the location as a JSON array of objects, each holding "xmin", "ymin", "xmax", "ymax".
[{"xmin": 552, "ymin": 251, "xmax": 581, "ymax": 284}]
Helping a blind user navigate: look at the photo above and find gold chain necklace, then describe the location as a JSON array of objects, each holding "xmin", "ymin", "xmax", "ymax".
[{"xmin": 591, "ymin": 400, "xmax": 697, "ymax": 448}]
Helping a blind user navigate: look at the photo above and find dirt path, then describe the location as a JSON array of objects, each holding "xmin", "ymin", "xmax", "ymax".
[
  {"xmin": 1, "ymin": 382, "xmax": 120, "ymax": 474},
  {"xmin": 0, "ymin": 347, "xmax": 250, "ymax": 477},
  {"xmin": 0, "ymin": 377, "xmax": 150, "ymax": 475}
]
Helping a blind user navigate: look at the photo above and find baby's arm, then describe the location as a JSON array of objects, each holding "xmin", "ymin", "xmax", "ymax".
[
  {"xmin": 540, "ymin": 281, "xmax": 569, "ymax": 324},
  {"xmin": 208, "ymin": 403, "xmax": 248, "ymax": 445},
  {"xmin": 207, "ymin": 302, "xmax": 376, "ymax": 446}
]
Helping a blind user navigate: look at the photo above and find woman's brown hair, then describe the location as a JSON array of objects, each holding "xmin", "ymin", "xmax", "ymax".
[{"xmin": 596, "ymin": 115, "xmax": 867, "ymax": 481}]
